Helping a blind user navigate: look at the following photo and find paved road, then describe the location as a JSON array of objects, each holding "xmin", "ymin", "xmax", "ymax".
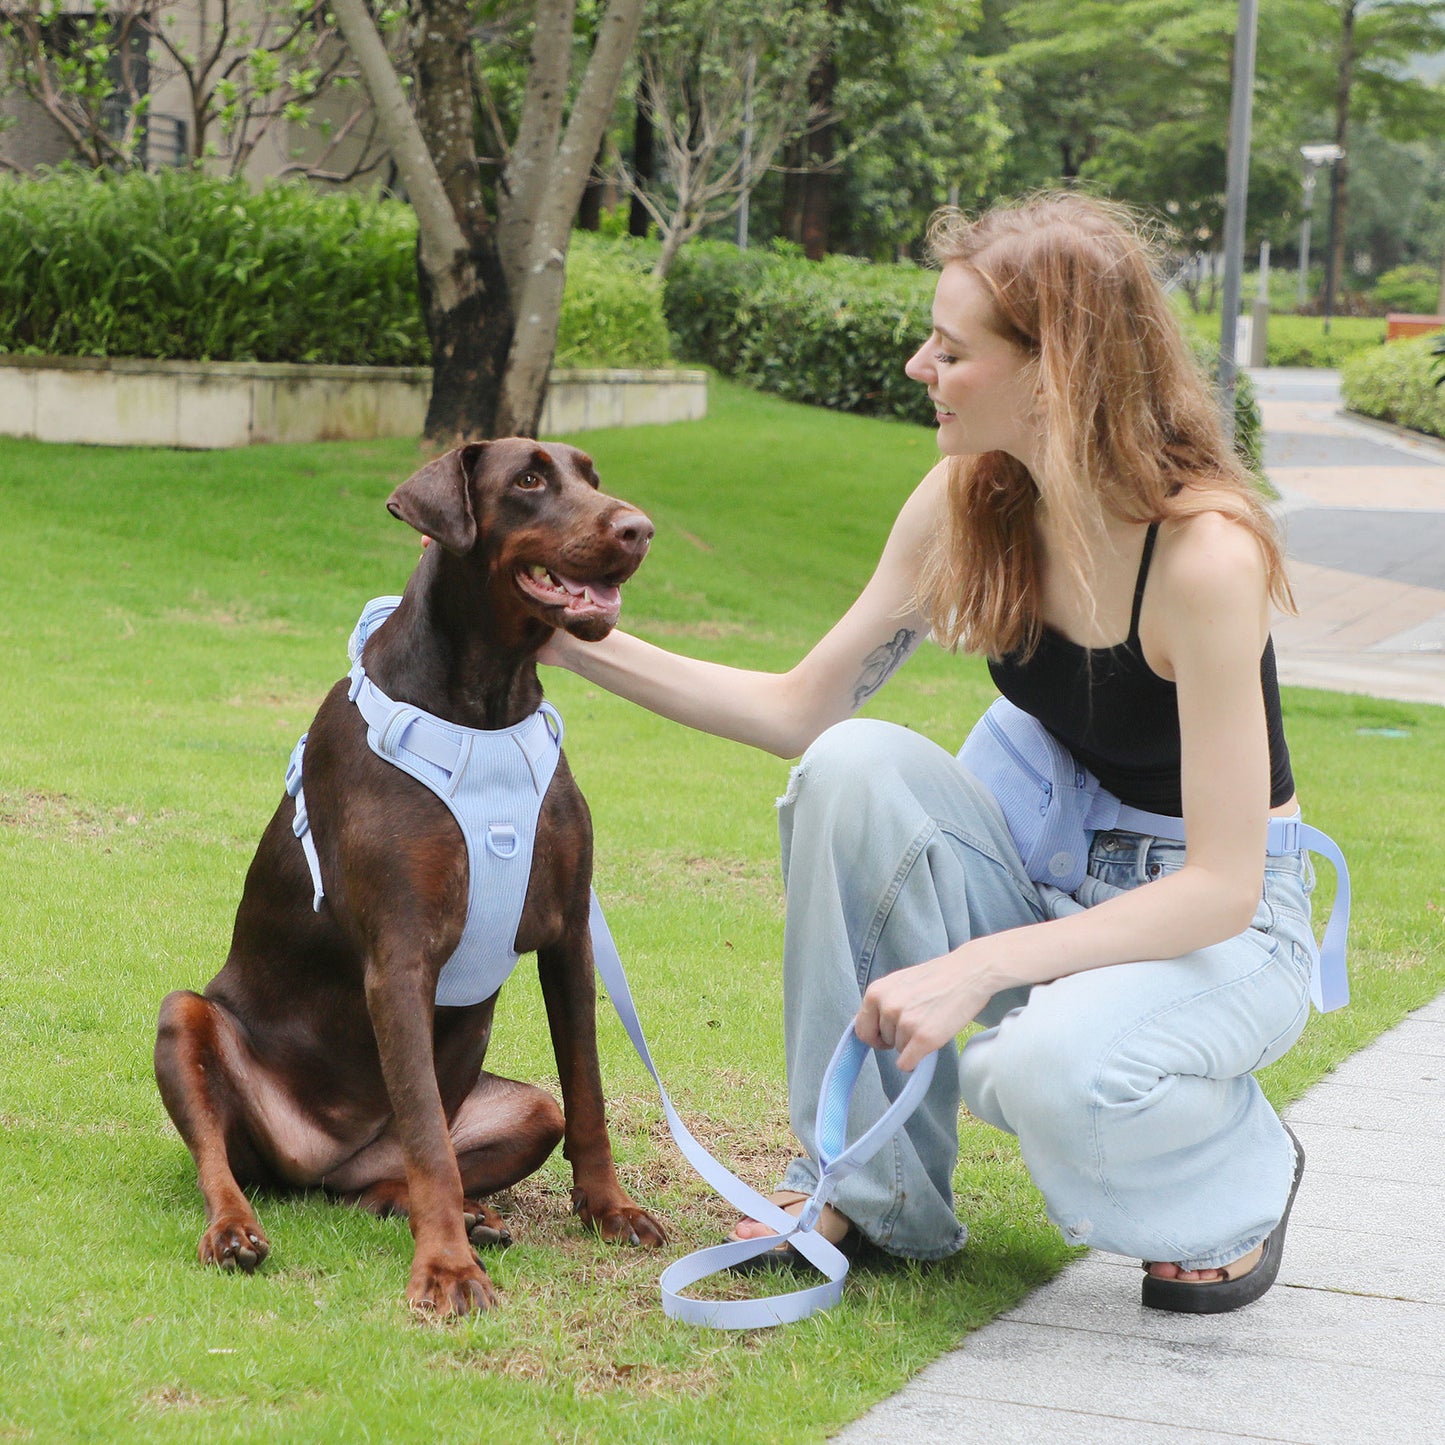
[
  {"xmin": 1261, "ymin": 368, "xmax": 1445, "ymax": 704},
  {"xmin": 834, "ymin": 370, "xmax": 1445, "ymax": 1445}
]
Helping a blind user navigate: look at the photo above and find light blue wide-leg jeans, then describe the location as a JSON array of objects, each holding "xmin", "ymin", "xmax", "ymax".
[{"xmin": 776, "ymin": 718, "xmax": 1316, "ymax": 1271}]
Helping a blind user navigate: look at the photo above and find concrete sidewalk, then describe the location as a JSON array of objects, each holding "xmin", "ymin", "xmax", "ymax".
[
  {"xmin": 1262, "ymin": 368, "xmax": 1445, "ymax": 706},
  {"xmin": 837, "ymin": 993, "xmax": 1445, "ymax": 1445},
  {"xmin": 835, "ymin": 370, "xmax": 1445, "ymax": 1445}
]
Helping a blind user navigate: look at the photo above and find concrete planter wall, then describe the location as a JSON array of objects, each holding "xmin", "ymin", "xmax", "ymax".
[{"xmin": 0, "ymin": 354, "xmax": 708, "ymax": 449}]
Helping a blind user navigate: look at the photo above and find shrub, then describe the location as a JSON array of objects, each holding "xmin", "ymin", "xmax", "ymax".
[
  {"xmin": 0, "ymin": 168, "xmax": 426, "ymax": 364},
  {"xmin": 0, "ymin": 168, "xmax": 671, "ymax": 368},
  {"xmin": 1370, "ymin": 264, "xmax": 1441, "ymax": 318},
  {"xmin": 665, "ymin": 241, "xmax": 936, "ymax": 424},
  {"xmin": 666, "ymin": 241, "xmax": 1263, "ymax": 467},
  {"xmin": 553, "ymin": 237, "xmax": 673, "ymax": 368},
  {"xmin": 1340, "ymin": 336, "xmax": 1445, "ymax": 439},
  {"xmin": 1174, "ymin": 304, "xmax": 1385, "ymax": 368}
]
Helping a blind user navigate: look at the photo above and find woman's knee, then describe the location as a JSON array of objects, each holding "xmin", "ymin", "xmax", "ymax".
[
  {"xmin": 963, "ymin": 999, "xmax": 1104, "ymax": 1141},
  {"xmin": 782, "ymin": 719, "xmax": 994, "ymax": 831}
]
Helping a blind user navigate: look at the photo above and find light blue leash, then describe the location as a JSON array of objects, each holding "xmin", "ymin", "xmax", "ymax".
[{"xmin": 587, "ymin": 892, "xmax": 937, "ymax": 1329}]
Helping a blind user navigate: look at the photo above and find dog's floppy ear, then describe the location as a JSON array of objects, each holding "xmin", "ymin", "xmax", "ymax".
[{"xmin": 385, "ymin": 443, "xmax": 486, "ymax": 553}]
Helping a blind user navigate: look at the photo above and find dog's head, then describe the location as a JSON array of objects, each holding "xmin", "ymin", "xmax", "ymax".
[{"xmin": 387, "ymin": 440, "xmax": 653, "ymax": 642}]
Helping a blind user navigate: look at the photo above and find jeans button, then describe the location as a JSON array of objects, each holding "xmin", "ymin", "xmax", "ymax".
[{"xmin": 1146, "ymin": 861, "xmax": 1161, "ymax": 879}]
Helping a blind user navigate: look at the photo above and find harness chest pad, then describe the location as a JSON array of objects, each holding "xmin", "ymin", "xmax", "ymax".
[{"xmin": 289, "ymin": 596, "xmax": 563, "ymax": 1008}]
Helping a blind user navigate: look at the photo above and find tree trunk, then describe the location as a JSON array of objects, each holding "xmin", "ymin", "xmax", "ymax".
[
  {"xmin": 334, "ymin": 0, "xmax": 643, "ymax": 444},
  {"xmin": 495, "ymin": 0, "xmax": 646, "ymax": 437},
  {"xmin": 628, "ymin": 86, "xmax": 655, "ymax": 237},
  {"xmin": 778, "ymin": 1, "xmax": 840, "ymax": 260},
  {"xmin": 577, "ymin": 134, "xmax": 606, "ymax": 230},
  {"xmin": 333, "ymin": 0, "xmax": 503, "ymax": 443},
  {"xmin": 1324, "ymin": 2, "xmax": 1355, "ymax": 316}
]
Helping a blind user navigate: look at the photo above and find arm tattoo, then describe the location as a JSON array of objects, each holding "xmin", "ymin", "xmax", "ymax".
[{"xmin": 853, "ymin": 628, "xmax": 918, "ymax": 708}]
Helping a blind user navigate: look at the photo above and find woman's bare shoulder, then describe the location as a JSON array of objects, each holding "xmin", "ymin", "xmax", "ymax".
[{"xmin": 1157, "ymin": 506, "xmax": 1269, "ymax": 598}]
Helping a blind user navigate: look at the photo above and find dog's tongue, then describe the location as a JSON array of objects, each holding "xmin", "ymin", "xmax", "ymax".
[{"xmin": 556, "ymin": 573, "xmax": 621, "ymax": 616}]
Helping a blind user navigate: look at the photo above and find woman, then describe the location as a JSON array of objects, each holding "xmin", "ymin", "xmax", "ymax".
[{"xmin": 542, "ymin": 192, "xmax": 1318, "ymax": 1313}]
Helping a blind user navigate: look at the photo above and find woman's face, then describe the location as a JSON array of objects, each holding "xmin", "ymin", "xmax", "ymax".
[{"xmin": 904, "ymin": 263, "xmax": 1040, "ymax": 465}]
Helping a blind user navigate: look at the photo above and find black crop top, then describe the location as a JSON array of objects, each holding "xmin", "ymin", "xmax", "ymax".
[{"xmin": 987, "ymin": 523, "xmax": 1294, "ymax": 816}]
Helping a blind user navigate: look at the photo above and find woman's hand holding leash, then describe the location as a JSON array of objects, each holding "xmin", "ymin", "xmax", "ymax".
[{"xmin": 856, "ymin": 940, "xmax": 1011, "ymax": 1072}]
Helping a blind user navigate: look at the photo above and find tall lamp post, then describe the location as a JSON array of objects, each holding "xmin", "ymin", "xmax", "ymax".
[
  {"xmin": 1297, "ymin": 143, "xmax": 1344, "ymax": 312},
  {"xmin": 1218, "ymin": 0, "xmax": 1259, "ymax": 443}
]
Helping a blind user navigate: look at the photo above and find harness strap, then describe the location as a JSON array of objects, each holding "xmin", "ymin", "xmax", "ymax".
[
  {"xmin": 1111, "ymin": 804, "xmax": 1351, "ymax": 1012},
  {"xmin": 285, "ymin": 735, "xmax": 325, "ymax": 913},
  {"xmin": 588, "ymin": 891, "xmax": 937, "ymax": 1329}
]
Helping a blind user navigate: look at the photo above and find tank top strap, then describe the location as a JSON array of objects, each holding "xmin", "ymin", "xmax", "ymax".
[{"xmin": 1128, "ymin": 522, "xmax": 1160, "ymax": 641}]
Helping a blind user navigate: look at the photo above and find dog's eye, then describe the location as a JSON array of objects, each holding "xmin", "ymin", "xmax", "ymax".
[{"xmin": 516, "ymin": 472, "xmax": 545, "ymax": 491}]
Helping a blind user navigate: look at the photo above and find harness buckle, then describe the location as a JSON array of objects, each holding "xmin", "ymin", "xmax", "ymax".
[
  {"xmin": 284, "ymin": 734, "xmax": 308, "ymax": 798},
  {"xmin": 486, "ymin": 823, "xmax": 520, "ymax": 859},
  {"xmin": 1267, "ymin": 817, "xmax": 1303, "ymax": 855}
]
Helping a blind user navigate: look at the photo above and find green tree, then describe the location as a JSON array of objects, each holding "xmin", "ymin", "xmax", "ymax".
[
  {"xmin": 1277, "ymin": 0, "xmax": 1445, "ymax": 311},
  {"xmin": 761, "ymin": 0, "xmax": 1004, "ymax": 259},
  {"xmin": 331, "ymin": 0, "xmax": 645, "ymax": 442},
  {"xmin": 624, "ymin": 0, "xmax": 831, "ymax": 277},
  {"xmin": 0, "ymin": 0, "xmax": 384, "ymax": 177},
  {"xmin": 828, "ymin": 0, "xmax": 1006, "ymax": 260}
]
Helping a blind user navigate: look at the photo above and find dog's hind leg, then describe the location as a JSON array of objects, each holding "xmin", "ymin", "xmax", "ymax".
[
  {"xmin": 154, "ymin": 990, "xmax": 272, "ymax": 1273},
  {"xmin": 339, "ymin": 1073, "xmax": 565, "ymax": 1249}
]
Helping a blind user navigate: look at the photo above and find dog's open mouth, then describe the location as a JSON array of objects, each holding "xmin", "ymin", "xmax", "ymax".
[{"xmin": 515, "ymin": 564, "xmax": 623, "ymax": 629}]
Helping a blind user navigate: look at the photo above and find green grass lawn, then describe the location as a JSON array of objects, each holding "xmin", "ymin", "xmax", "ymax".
[{"xmin": 2, "ymin": 378, "xmax": 1442, "ymax": 1443}]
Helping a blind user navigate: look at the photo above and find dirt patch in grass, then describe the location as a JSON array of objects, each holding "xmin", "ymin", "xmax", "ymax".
[
  {"xmin": 135, "ymin": 1385, "xmax": 212, "ymax": 1413},
  {"xmin": 223, "ymin": 684, "xmax": 321, "ymax": 716},
  {"xmin": 162, "ymin": 597, "xmax": 296, "ymax": 634},
  {"xmin": 615, "ymin": 851, "xmax": 784, "ymax": 910},
  {"xmin": 0, "ymin": 790, "xmax": 167, "ymax": 844}
]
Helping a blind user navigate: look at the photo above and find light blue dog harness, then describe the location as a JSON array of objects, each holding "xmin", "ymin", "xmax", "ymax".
[{"xmin": 286, "ymin": 596, "xmax": 563, "ymax": 1007}]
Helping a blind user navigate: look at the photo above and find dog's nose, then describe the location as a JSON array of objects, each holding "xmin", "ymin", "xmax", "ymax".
[{"xmin": 611, "ymin": 510, "xmax": 654, "ymax": 553}]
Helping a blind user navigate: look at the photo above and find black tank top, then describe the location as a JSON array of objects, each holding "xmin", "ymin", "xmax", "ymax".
[{"xmin": 987, "ymin": 523, "xmax": 1294, "ymax": 816}]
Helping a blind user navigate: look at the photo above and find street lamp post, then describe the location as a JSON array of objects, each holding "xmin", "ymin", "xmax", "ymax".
[
  {"xmin": 1297, "ymin": 143, "xmax": 1344, "ymax": 314},
  {"xmin": 1218, "ymin": 0, "xmax": 1259, "ymax": 443}
]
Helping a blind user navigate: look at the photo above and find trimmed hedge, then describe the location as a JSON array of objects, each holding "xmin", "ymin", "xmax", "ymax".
[
  {"xmin": 665, "ymin": 241, "xmax": 1263, "ymax": 472},
  {"xmin": 0, "ymin": 168, "xmax": 671, "ymax": 368},
  {"xmin": 665, "ymin": 242, "xmax": 936, "ymax": 424},
  {"xmin": 1340, "ymin": 336, "xmax": 1445, "ymax": 440},
  {"xmin": 1175, "ymin": 306, "xmax": 1385, "ymax": 369},
  {"xmin": 552, "ymin": 237, "xmax": 672, "ymax": 369}
]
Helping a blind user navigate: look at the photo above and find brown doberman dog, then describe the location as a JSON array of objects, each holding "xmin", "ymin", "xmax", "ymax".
[{"xmin": 154, "ymin": 439, "xmax": 665, "ymax": 1316}]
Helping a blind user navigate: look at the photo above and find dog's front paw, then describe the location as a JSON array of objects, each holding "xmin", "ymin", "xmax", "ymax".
[
  {"xmin": 571, "ymin": 1188, "xmax": 668, "ymax": 1247},
  {"xmin": 407, "ymin": 1250, "xmax": 499, "ymax": 1317},
  {"xmin": 198, "ymin": 1214, "xmax": 270, "ymax": 1273}
]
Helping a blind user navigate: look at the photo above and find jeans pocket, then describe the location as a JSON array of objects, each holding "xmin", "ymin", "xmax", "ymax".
[{"xmin": 1249, "ymin": 941, "xmax": 1313, "ymax": 1071}]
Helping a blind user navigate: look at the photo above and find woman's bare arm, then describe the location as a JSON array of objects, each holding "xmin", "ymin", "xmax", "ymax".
[{"xmin": 542, "ymin": 464, "xmax": 948, "ymax": 758}]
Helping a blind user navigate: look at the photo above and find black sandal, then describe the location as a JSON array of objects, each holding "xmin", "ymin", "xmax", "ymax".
[{"xmin": 1141, "ymin": 1124, "xmax": 1305, "ymax": 1315}]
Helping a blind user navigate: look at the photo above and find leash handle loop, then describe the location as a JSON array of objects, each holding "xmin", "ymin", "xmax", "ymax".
[{"xmin": 815, "ymin": 1025, "xmax": 937, "ymax": 1182}]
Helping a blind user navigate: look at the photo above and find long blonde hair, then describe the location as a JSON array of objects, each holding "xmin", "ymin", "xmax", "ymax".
[{"xmin": 914, "ymin": 192, "xmax": 1292, "ymax": 659}]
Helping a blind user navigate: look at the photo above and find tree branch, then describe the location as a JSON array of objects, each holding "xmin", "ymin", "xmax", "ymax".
[{"xmin": 330, "ymin": 0, "xmax": 474, "ymax": 312}]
